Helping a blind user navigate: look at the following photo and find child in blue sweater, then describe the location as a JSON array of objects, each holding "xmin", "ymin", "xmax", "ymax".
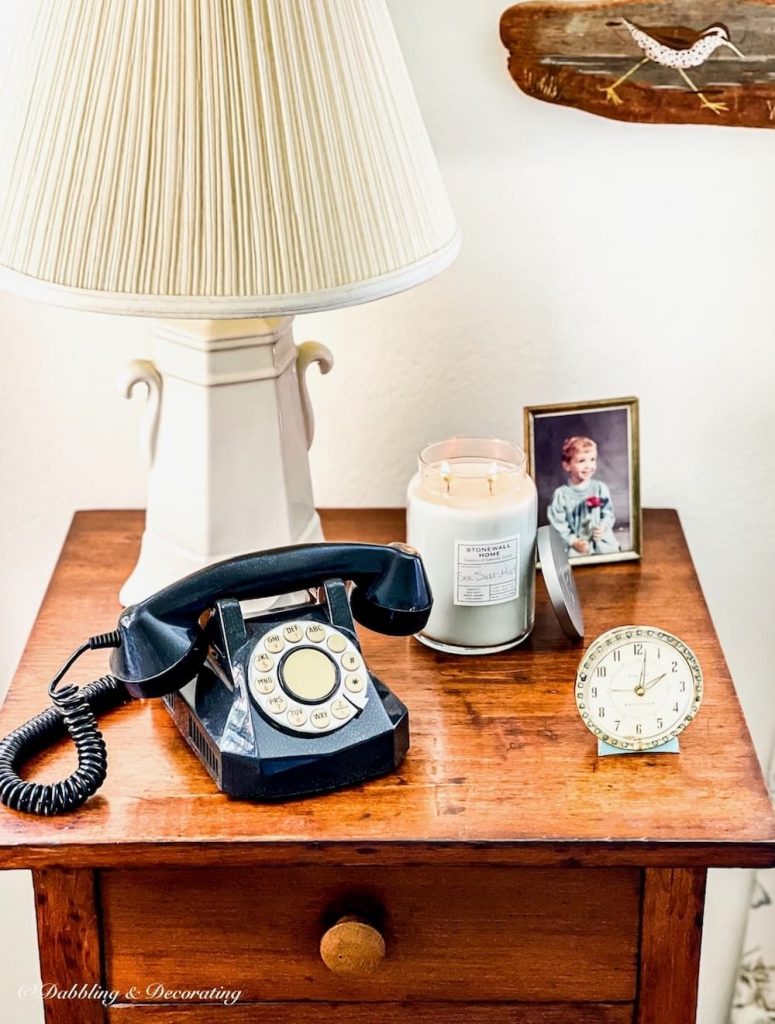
[{"xmin": 547, "ymin": 436, "xmax": 620, "ymax": 557}]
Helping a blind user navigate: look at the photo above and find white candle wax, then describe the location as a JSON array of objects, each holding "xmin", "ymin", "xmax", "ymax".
[{"xmin": 406, "ymin": 440, "xmax": 537, "ymax": 654}]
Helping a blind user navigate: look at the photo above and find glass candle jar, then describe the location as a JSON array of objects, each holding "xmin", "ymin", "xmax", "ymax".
[{"xmin": 406, "ymin": 438, "xmax": 537, "ymax": 654}]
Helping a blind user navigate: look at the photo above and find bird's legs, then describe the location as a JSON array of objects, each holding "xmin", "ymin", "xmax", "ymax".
[
  {"xmin": 677, "ymin": 68, "xmax": 728, "ymax": 114},
  {"xmin": 600, "ymin": 56, "xmax": 650, "ymax": 105}
]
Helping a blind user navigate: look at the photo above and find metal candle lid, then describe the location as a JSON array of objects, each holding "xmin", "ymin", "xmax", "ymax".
[{"xmin": 537, "ymin": 525, "xmax": 584, "ymax": 640}]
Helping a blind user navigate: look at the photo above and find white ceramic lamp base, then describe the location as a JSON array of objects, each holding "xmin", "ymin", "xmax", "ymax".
[{"xmin": 119, "ymin": 316, "xmax": 332, "ymax": 606}]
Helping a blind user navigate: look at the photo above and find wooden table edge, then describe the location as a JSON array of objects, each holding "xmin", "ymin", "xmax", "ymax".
[{"xmin": 1, "ymin": 837, "xmax": 774, "ymax": 871}]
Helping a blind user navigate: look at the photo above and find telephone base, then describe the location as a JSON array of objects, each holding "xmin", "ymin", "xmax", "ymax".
[
  {"xmin": 164, "ymin": 676, "xmax": 409, "ymax": 801},
  {"xmin": 161, "ymin": 582, "xmax": 411, "ymax": 801}
]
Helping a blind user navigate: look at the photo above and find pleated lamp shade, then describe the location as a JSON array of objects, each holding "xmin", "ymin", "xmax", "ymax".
[{"xmin": 0, "ymin": 0, "xmax": 459, "ymax": 317}]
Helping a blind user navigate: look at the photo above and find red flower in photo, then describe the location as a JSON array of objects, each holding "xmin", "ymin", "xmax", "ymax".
[{"xmin": 586, "ymin": 496, "xmax": 605, "ymax": 509}]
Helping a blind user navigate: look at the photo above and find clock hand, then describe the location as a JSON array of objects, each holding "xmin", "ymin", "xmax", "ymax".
[
  {"xmin": 613, "ymin": 672, "xmax": 667, "ymax": 696},
  {"xmin": 635, "ymin": 652, "xmax": 647, "ymax": 697}
]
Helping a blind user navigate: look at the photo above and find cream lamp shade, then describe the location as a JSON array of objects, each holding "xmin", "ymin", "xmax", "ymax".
[
  {"xmin": 0, "ymin": 0, "xmax": 459, "ymax": 315},
  {"xmin": 0, "ymin": 0, "xmax": 460, "ymax": 603}
]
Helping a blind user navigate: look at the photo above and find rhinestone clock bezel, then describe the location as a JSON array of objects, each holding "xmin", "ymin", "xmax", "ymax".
[{"xmin": 574, "ymin": 626, "xmax": 703, "ymax": 751}]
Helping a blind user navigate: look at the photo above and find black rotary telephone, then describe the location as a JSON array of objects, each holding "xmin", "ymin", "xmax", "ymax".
[{"xmin": 0, "ymin": 542, "xmax": 432, "ymax": 816}]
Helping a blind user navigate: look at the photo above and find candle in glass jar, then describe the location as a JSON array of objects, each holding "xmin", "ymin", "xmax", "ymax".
[{"xmin": 406, "ymin": 438, "xmax": 537, "ymax": 654}]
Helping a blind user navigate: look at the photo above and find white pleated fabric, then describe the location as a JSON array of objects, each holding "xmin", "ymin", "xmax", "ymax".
[{"xmin": 0, "ymin": 0, "xmax": 459, "ymax": 316}]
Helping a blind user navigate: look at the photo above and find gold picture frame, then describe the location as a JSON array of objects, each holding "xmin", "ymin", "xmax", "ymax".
[{"xmin": 524, "ymin": 396, "xmax": 641, "ymax": 566}]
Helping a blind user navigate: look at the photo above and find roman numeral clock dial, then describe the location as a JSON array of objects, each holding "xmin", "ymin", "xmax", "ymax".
[{"xmin": 575, "ymin": 627, "xmax": 703, "ymax": 750}]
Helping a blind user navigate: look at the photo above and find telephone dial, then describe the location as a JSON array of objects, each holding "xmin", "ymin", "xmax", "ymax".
[{"xmin": 0, "ymin": 542, "xmax": 432, "ymax": 816}]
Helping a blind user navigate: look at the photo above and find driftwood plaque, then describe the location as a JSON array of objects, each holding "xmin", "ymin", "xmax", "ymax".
[{"xmin": 500, "ymin": 0, "xmax": 775, "ymax": 127}]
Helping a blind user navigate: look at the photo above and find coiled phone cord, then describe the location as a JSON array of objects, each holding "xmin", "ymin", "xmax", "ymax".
[{"xmin": 0, "ymin": 632, "xmax": 130, "ymax": 816}]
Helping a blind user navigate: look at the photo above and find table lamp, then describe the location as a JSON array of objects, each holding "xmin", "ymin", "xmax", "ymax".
[{"xmin": 0, "ymin": 0, "xmax": 459, "ymax": 604}]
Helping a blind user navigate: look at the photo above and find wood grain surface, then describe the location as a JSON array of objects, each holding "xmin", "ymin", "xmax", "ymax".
[
  {"xmin": 107, "ymin": 1004, "xmax": 634, "ymax": 1024},
  {"xmin": 636, "ymin": 867, "xmax": 707, "ymax": 1023},
  {"xmin": 100, "ymin": 865, "xmax": 639, "ymax": 1002},
  {"xmin": 32, "ymin": 869, "xmax": 104, "ymax": 1024},
  {"xmin": 0, "ymin": 509, "xmax": 772, "ymax": 870}
]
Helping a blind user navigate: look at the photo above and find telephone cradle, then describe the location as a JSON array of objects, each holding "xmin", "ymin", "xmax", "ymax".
[{"xmin": 0, "ymin": 542, "xmax": 431, "ymax": 815}]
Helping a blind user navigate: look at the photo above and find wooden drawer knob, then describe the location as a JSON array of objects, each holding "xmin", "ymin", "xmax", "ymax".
[{"xmin": 319, "ymin": 915, "xmax": 386, "ymax": 976}]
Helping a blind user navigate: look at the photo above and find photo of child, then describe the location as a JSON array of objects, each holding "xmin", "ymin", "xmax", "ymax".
[
  {"xmin": 548, "ymin": 436, "xmax": 620, "ymax": 558},
  {"xmin": 524, "ymin": 397, "xmax": 640, "ymax": 566}
]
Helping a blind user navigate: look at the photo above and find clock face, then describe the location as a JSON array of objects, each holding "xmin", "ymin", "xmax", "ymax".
[{"xmin": 575, "ymin": 626, "xmax": 703, "ymax": 750}]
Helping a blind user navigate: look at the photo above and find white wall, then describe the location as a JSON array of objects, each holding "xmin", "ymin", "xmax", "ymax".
[{"xmin": 1, "ymin": 2, "xmax": 773, "ymax": 1022}]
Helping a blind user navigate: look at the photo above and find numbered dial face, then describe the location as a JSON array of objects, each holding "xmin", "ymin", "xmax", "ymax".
[
  {"xmin": 575, "ymin": 626, "xmax": 703, "ymax": 750},
  {"xmin": 248, "ymin": 620, "xmax": 369, "ymax": 736}
]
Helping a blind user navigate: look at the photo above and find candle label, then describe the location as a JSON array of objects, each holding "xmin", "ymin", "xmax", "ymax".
[{"xmin": 454, "ymin": 537, "xmax": 520, "ymax": 606}]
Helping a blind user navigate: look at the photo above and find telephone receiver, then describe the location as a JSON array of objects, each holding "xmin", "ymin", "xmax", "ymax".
[
  {"xmin": 115, "ymin": 541, "xmax": 432, "ymax": 699},
  {"xmin": 0, "ymin": 542, "xmax": 432, "ymax": 816}
]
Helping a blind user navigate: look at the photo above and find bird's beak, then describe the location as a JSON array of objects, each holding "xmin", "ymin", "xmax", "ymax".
[{"xmin": 724, "ymin": 40, "xmax": 745, "ymax": 58}]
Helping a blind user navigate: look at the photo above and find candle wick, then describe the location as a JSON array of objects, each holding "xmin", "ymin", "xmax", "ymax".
[
  {"xmin": 444, "ymin": 476, "xmax": 451, "ymax": 495},
  {"xmin": 488, "ymin": 477, "xmax": 494, "ymax": 496}
]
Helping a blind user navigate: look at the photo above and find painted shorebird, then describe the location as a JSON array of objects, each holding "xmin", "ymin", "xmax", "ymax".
[{"xmin": 602, "ymin": 20, "xmax": 744, "ymax": 115}]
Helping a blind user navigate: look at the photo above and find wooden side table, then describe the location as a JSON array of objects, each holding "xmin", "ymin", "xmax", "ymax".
[{"xmin": 0, "ymin": 509, "xmax": 773, "ymax": 1024}]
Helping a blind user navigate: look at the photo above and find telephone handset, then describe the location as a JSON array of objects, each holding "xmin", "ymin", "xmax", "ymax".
[{"xmin": 0, "ymin": 542, "xmax": 432, "ymax": 815}]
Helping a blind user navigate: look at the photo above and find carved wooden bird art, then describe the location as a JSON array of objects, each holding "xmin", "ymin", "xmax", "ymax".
[{"xmin": 602, "ymin": 19, "xmax": 745, "ymax": 114}]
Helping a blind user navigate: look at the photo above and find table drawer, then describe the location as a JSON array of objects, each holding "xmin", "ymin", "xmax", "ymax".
[
  {"xmin": 108, "ymin": 1004, "xmax": 634, "ymax": 1023},
  {"xmin": 101, "ymin": 866, "xmax": 639, "ymax": 1003}
]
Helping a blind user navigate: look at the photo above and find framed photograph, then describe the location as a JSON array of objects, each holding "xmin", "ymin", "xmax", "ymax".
[{"xmin": 524, "ymin": 397, "xmax": 641, "ymax": 566}]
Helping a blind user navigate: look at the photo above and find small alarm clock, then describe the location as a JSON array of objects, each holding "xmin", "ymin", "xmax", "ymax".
[{"xmin": 575, "ymin": 626, "xmax": 703, "ymax": 751}]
